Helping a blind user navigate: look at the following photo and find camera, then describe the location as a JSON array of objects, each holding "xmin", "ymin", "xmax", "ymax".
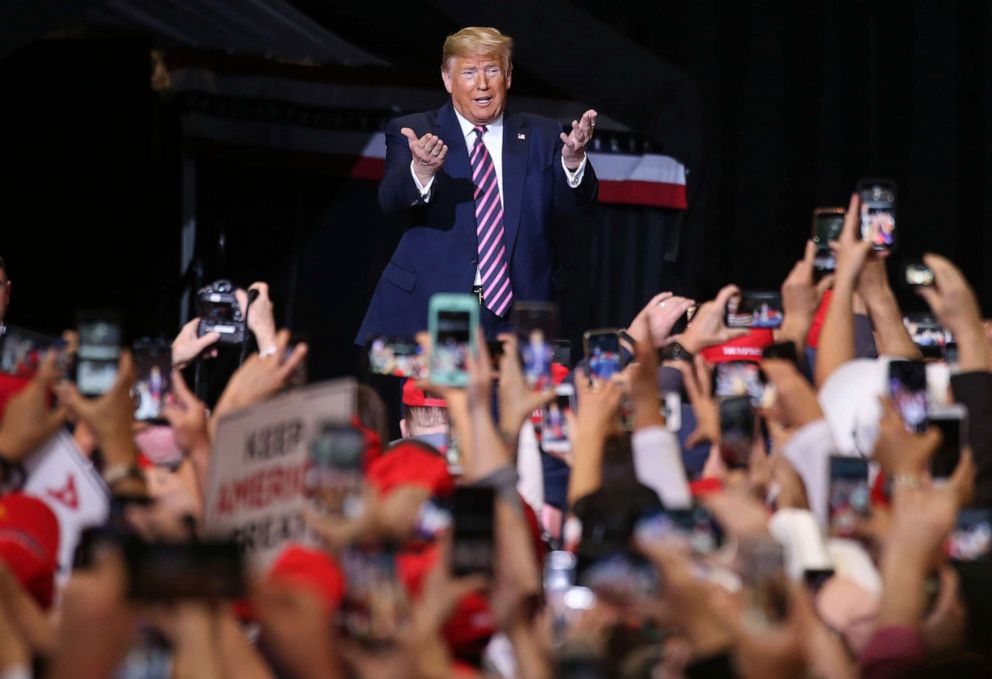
[{"xmin": 196, "ymin": 279, "xmax": 246, "ymax": 344}]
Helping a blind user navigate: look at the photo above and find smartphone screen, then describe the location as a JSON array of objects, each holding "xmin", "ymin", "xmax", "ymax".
[
  {"xmin": 553, "ymin": 339, "xmax": 572, "ymax": 367},
  {"xmin": 713, "ymin": 361, "xmax": 768, "ymax": 407},
  {"xmin": 949, "ymin": 509, "xmax": 992, "ymax": 562},
  {"xmin": 635, "ymin": 506, "xmax": 724, "ymax": 556},
  {"xmin": 0, "ymin": 326, "xmax": 63, "ymax": 378},
  {"xmin": 124, "ymin": 539, "xmax": 245, "ymax": 601},
  {"xmin": 368, "ymin": 336, "xmax": 424, "ymax": 379},
  {"xmin": 719, "ymin": 395, "xmax": 755, "ymax": 469},
  {"xmin": 740, "ymin": 537, "xmax": 790, "ymax": 632},
  {"xmin": 430, "ymin": 306, "xmax": 473, "ymax": 386},
  {"xmin": 812, "ymin": 208, "xmax": 845, "ymax": 278},
  {"xmin": 338, "ymin": 548, "xmax": 410, "ymax": 648},
  {"xmin": 902, "ymin": 314, "xmax": 953, "ymax": 360},
  {"xmin": 904, "ymin": 262, "xmax": 935, "ymax": 287},
  {"xmin": 305, "ymin": 422, "xmax": 366, "ymax": 518},
  {"xmin": 888, "ymin": 360, "xmax": 928, "ymax": 433},
  {"xmin": 725, "ymin": 291, "xmax": 784, "ymax": 329},
  {"xmin": 451, "ymin": 486, "xmax": 496, "ymax": 577},
  {"xmin": 828, "ymin": 456, "xmax": 870, "ymax": 538},
  {"xmin": 133, "ymin": 339, "xmax": 171, "ymax": 423},
  {"xmin": 928, "ymin": 409, "xmax": 967, "ymax": 479},
  {"xmin": 76, "ymin": 313, "xmax": 121, "ymax": 397},
  {"xmin": 584, "ymin": 330, "xmax": 622, "ymax": 382},
  {"xmin": 542, "ymin": 384, "xmax": 575, "ymax": 453},
  {"xmin": 858, "ymin": 181, "xmax": 896, "ymax": 250},
  {"xmin": 512, "ymin": 303, "xmax": 557, "ymax": 390}
]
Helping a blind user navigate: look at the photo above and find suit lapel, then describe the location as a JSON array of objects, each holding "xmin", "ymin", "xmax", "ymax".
[{"xmin": 501, "ymin": 110, "xmax": 529, "ymax": 263}]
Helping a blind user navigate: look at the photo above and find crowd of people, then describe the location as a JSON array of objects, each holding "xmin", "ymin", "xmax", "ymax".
[{"xmin": 1, "ymin": 187, "xmax": 991, "ymax": 678}]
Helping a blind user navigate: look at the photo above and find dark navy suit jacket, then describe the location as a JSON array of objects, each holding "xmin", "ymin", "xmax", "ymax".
[{"xmin": 355, "ymin": 102, "xmax": 598, "ymax": 343}]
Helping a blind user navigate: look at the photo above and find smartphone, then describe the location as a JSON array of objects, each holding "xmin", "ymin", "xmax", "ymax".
[
  {"xmin": 713, "ymin": 361, "xmax": 768, "ymax": 408},
  {"xmin": 451, "ymin": 485, "xmax": 496, "ymax": 577},
  {"xmin": 719, "ymin": 395, "xmax": 756, "ymax": 469},
  {"xmin": 762, "ymin": 340, "xmax": 799, "ymax": 366},
  {"xmin": 857, "ymin": 179, "xmax": 897, "ymax": 251},
  {"xmin": 132, "ymin": 338, "xmax": 171, "ymax": 423},
  {"xmin": 812, "ymin": 207, "xmax": 845, "ymax": 279},
  {"xmin": 740, "ymin": 537, "xmax": 790, "ymax": 632},
  {"xmin": 635, "ymin": 506, "xmax": 724, "ymax": 556},
  {"xmin": 928, "ymin": 406, "xmax": 968, "ymax": 479},
  {"xmin": 338, "ymin": 548, "xmax": 410, "ymax": 648},
  {"xmin": 0, "ymin": 326, "xmax": 64, "ymax": 378},
  {"xmin": 902, "ymin": 313, "xmax": 953, "ymax": 360},
  {"xmin": 512, "ymin": 302, "xmax": 557, "ymax": 389},
  {"xmin": 949, "ymin": 509, "xmax": 992, "ymax": 562},
  {"xmin": 75, "ymin": 311, "xmax": 122, "ymax": 397},
  {"xmin": 553, "ymin": 339, "xmax": 572, "ymax": 367},
  {"xmin": 828, "ymin": 456, "xmax": 870, "ymax": 538},
  {"xmin": 124, "ymin": 539, "xmax": 246, "ymax": 601},
  {"xmin": 662, "ymin": 391, "xmax": 682, "ymax": 432},
  {"xmin": 428, "ymin": 294, "xmax": 478, "ymax": 388},
  {"xmin": 724, "ymin": 291, "xmax": 784, "ymax": 329},
  {"xmin": 367, "ymin": 335, "xmax": 425, "ymax": 379},
  {"xmin": 888, "ymin": 360, "xmax": 928, "ymax": 433},
  {"xmin": 196, "ymin": 279, "xmax": 246, "ymax": 345},
  {"xmin": 583, "ymin": 329, "xmax": 622, "ymax": 382},
  {"xmin": 578, "ymin": 551, "xmax": 657, "ymax": 604},
  {"xmin": 543, "ymin": 383, "xmax": 575, "ymax": 454},
  {"xmin": 305, "ymin": 422, "xmax": 366, "ymax": 518},
  {"xmin": 903, "ymin": 261, "xmax": 935, "ymax": 287}
]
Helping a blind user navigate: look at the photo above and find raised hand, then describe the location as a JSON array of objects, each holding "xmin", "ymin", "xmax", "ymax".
[
  {"xmin": 171, "ymin": 317, "xmax": 220, "ymax": 369},
  {"xmin": 780, "ymin": 240, "xmax": 832, "ymax": 348},
  {"xmin": 0, "ymin": 351, "xmax": 68, "ymax": 460},
  {"xmin": 676, "ymin": 284, "xmax": 748, "ymax": 354},
  {"xmin": 236, "ymin": 281, "xmax": 278, "ymax": 352},
  {"xmin": 560, "ymin": 109, "xmax": 597, "ymax": 170},
  {"xmin": 627, "ymin": 291, "xmax": 696, "ymax": 348},
  {"xmin": 830, "ymin": 193, "xmax": 873, "ymax": 290},
  {"xmin": 401, "ymin": 128, "xmax": 448, "ymax": 186}
]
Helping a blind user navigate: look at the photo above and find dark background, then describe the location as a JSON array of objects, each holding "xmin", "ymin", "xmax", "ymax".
[{"xmin": 2, "ymin": 1, "xmax": 989, "ymax": 383}]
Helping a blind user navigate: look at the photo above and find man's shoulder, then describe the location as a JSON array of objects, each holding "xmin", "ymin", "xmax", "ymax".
[{"xmin": 385, "ymin": 105, "xmax": 446, "ymax": 132}]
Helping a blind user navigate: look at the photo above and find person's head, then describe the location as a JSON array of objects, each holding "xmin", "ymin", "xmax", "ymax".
[
  {"xmin": 0, "ymin": 256, "xmax": 10, "ymax": 323},
  {"xmin": 441, "ymin": 27, "xmax": 513, "ymax": 125},
  {"xmin": 399, "ymin": 381, "xmax": 449, "ymax": 438}
]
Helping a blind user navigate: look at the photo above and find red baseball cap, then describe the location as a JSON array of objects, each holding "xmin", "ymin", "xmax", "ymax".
[
  {"xmin": 700, "ymin": 328, "xmax": 775, "ymax": 364},
  {"xmin": 0, "ymin": 493, "xmax": 60, "ymax": 609},
  {"xmin": 266, "ymin": 545, "xmax": 344, "ymax": 615},
  {"xmin": 402, "ymin": 381, "xmax": 447, "ymax": 409},
  {"xmin": 367, "ymin": 441, "xmax": 455, "ymax": 498}
]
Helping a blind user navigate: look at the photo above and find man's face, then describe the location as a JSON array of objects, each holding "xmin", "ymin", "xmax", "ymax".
[
  {"xmin": 442, "ymin": 55, "xmax": 511, "ymax": 125},
  {"xmin": 0, "ymin": 273, "xmax": 9, "ymax": 322}
]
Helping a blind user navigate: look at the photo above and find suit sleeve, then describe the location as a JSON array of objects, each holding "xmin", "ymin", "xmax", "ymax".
[
  {"xmin": 552, "ymin": 133, "xmax": 598, "ymax": 215},
  {"xmin": 377, "ymin": 119, "xmax": 430, "ymax": 216}
]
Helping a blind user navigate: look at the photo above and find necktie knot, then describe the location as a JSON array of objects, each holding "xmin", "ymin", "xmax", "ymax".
[{"xmin": 473, "ymin": 125, "xmax": 487, "ymax": 138}]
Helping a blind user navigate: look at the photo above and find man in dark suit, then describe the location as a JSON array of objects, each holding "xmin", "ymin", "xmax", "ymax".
[{"xmin": 356, "ymin": 26, "xmax": 598, "ymax": 342}]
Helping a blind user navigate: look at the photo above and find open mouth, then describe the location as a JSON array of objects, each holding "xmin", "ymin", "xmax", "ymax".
[{"xmin": 474, "ymin": 96, "xmax": 493, "ymax": 106}]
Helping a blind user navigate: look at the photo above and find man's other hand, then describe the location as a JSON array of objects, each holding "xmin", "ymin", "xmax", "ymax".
[
  {"xmin": 402, "ymin": 128, "xmax": 448, "ymax": 186},
  {"xmin": 561, "ymin": 109, "xmax": 597, "ymax": 170}
]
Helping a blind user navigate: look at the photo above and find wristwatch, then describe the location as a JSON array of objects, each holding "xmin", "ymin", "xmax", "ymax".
[{"xmin": 659, "ymin": 340, "xmax": 694, "ymax": 362}]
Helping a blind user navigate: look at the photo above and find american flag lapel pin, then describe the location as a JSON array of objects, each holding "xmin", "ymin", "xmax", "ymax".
[{"xmin": 518, "ymin": 132, "xmax": 526, "ymax": 140}]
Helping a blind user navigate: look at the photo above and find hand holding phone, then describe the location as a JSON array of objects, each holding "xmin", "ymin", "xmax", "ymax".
[
  {"xmin": 857, "ymin": 179, "xmax": 897, "ymax": 251},
  {"xmin": 812, "ymin": 207, "xmax": 845, "ymax": 279},
  {"xmin": 888, "ymin": 360, "xmax": 928, "ymax": 433},
  {"xmin": 428, "ymin": 294, "xmax": 479, "ymax": 387},
  {"xmin": 75, "ymin": 311, "xmax": 122, "ymax": 397},
  {"xmin": 368, "ymin": 336, "xmax": 425, "ymax": 378},
  {"xmin": 450, "ymin": 486, "xmax": 495, "ymax": 577},
  {"xmin": 305, "ymin": 422, "xmax": 366, "ymax": 518},
  {"xmin": 132, "ymin": 338, "xmax": 172, "ymax": 422},
  {"xmin": 828, "ymin": 456, "xmax": 870, "ymax": 538},
  {"xmin": 718, "ymin": 395, "xmax": 756, "ymax": 469},
  {"xmin": 724, "ymin": 291, "xmax": 784, "ymax": 329},
  {"xmin": 512, "ymin": 302, "xmax": 557, "ymax": 390},
  {"xmin": 543, "ymin": 383, "xmax": 575, "ymax": 454},
  {"xmin": 583, "ymin": 329, "xmax": 622, "ymax": 383}
]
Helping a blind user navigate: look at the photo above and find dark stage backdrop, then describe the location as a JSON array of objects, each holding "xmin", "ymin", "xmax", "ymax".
[{"xmin": 4, "ymin": 2, "xmax": 992, "ymax": 383}]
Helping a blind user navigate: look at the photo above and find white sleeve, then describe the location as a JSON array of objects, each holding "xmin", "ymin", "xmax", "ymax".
[
  {"xmin": 781, "ymin": 419, "xmax": 836, "ymax": 528},
  {"xmin": 409, "ymin": 162, "xmax": 435, "ymax": 201},
  {"xmin": 561, "ymin": 154, "xmax": 588, "ymax": 188},
  {"xmin": 631, "ymin": 425, "xmax": 692, "ymax": 508},
  {"xmin": 516, "ymin": 422, "xmax": 544, "ymax": 513}
]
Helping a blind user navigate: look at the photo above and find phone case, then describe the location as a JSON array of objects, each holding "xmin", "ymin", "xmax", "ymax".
[{"xmin": 428, "ymin": 294, "xmax": 479, "ymax": 387}]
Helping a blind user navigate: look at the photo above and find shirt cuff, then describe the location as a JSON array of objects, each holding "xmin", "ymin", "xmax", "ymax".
[
  {"xmin": 561, "ymin": 154, "xmax": 587, "ymax": 187},
  {"xmin": 409, "ymin": 161, "xmax": 435, "ymax": 201},
  {"xmin": 631, "ymin": 425, "xmax": 692, "ymax": 508}
]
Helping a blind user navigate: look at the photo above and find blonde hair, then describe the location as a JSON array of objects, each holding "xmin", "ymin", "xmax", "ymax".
[{"xmin": 442, "ymin": 27, "xmax": 513, "ymax": 74}]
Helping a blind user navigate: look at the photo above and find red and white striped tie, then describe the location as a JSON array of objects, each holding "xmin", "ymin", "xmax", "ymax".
[{"xmin": 470, "ymin": 125, "xmax": 513, "ymax": 317}]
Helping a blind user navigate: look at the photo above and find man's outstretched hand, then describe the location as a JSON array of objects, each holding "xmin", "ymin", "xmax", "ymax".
[
  {"xmin": 402, "ymin": 128, "xmax": 448, "ymax": 187},
  {"xmin": 561, "ymin": 109, "xmax": 597, "ymax": 170}
]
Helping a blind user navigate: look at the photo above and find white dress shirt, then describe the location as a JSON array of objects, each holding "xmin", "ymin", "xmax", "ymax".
[{"xmin": 409, "ymin": 108, "xmax": 589, "ymax": 284}]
